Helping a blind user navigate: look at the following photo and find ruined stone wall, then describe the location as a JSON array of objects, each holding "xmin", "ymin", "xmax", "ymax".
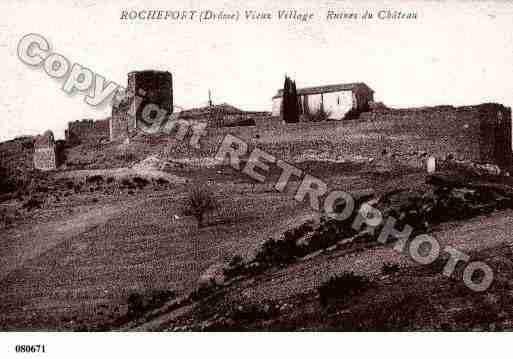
[
  {"xmin": 357, "ymin": 103, "xmax": 511, "ymax": 166},
  {"xmin": 33, "ymin": 131, "xmax": 57, "ymax": 171},
  {"xmin": 110, "ymin": 113, "xmax": 130, "ymax": 141},
  {"xmin": 0, "ymin": 137, "xmax": 35, "ymax": 174},
  {"xmin": 65, "ymin": 119, "xmax": 109, "ymax": 144},
  {"xmin": 208, "ymin": 112, "xmax": 272, "ymax": 128},
  {"xmin": 188, "ymin": 103, "xmax": 511, "ymax": 169}
]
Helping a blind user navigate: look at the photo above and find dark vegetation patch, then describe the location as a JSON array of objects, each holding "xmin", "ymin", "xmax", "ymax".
[
  {"xmin": 381, "ymin": 262, "xmax": 400, "ymax": 275},
  {"xmin": 318, "ymin": 272, "xmax": 370, "ymax": 308},
  {"xmin": 182, "ymin": 185, "xmax": 218, "ymax": 227},
  {"xmin": 132, "ymin": 176, "xmax": 150, "ymax": 188},
  {"xmin": 126, "ymin": 289, "xmax": 176, "ymax": 320},
  {"xmin": 0, "ymin": 206, "xmax": 20, "ymax": 228},
  {"xmin": 0, "ymin": 164, "xmax": 18, "ymax": 195},
  {"xmin": 86, "ymin": 175, "xmax": 104, "ymax": 184}
]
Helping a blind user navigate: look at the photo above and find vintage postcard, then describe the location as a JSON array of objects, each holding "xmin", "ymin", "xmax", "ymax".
[{"xmin": 1, "ymin": 0, "xmax": 513, "ymax": 356}]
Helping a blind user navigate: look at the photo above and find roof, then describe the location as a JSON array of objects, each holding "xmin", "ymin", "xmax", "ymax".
[{"xmin": 272, "ymin": 82, "xmax": 373, "ymax": 98}]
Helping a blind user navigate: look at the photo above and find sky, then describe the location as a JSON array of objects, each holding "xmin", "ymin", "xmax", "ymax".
[{"xmin": 1, "ymin": 0, "xmax": 513, "ymax": 141}]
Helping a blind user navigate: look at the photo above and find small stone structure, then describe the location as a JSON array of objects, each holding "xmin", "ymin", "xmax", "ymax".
[{"xmin": 33, "ymin": 130, "xmax": 57, "ymax": 171}]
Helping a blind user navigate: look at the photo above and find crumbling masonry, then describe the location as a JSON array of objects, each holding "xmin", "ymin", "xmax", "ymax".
[
  {"xmin": 110, "ymin": 70, "xmax": 173, "ymax": 141},
  {"xmin": 33, "ymin": 130, "xmax": 57, "ymax": 171}
]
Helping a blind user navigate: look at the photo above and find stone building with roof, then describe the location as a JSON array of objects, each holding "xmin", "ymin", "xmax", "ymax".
[{"xmin": 271, "ymin": 82, "xmax": 374, "ymax": 120}]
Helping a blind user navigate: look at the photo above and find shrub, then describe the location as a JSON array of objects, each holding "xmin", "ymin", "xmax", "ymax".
[
  {"xmin": 86, "ymin": 175, "xmax": 104, "ymax": 184},
  {"xmin": 120, "ymin": 178, "xmax": 135, "ymax": 189},
  {"xmin": 132, "ymin": 176, "xmax": 149, "ymax": 188},
  {"xmin": 155, "ymin": 178, "xmax": 169, "ymax": 186},
  {"xmin": 0, "ymin": 164, "xmax": 17, "ymax": 194},
  {"xmin": 382, "ymin": 262, "xmax": 400, "ymax": 275},
  {"xmin": 342, "ymin": 107, "xmax": 363, "ymax": 121},
  {"xmin": 183, "ymin": 186, "xmax": 218, "ymax": 227},
  {"xmin": 318, "ymin": 272, "xmax": 369, "ymax": 307},
  {"xmin": 304, "ymin": 105, "xmax": 332, "ymax": 122},
  {"xmin": 283, "ymin": 222, "xmax": 314, "ymax": 242},
  {"xmin": 0, "ymin": 207, "xmax": 19, "ymax": 228},
  {"xmin": 127, "ymin": 289, "xmax": 175, "ymax": 319},
  {"xmin": 189, "ymin": 283, "xmax": 219, "ymax": 302},
  {"xmin": 23, "ymin": 196, "xmax": 42, "ymax": 211},
  {"xmin": 255, "ymin": 237, "xmax": 305, "ymax": 268},
  {"xmin": 223, "ymin": 255, "xmax": 247, "ymax": 278},
  {"xmin": 229, "ymin": 302, "xmax": 276, "ymax": 322}
]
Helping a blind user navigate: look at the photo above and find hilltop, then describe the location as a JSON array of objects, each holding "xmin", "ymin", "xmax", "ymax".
[{"xmin": 1, "ymin": 102, "xmax": 513, "ymax": 330}]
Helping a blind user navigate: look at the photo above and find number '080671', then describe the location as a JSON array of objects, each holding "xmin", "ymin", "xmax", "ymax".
[{"xmin": 15, "ymin": 345, "xmax": 46, "ymax": 353}]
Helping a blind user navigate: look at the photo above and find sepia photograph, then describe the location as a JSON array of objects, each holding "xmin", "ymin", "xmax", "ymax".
[{"xmin": 1, "ymin": 0, "xmax": 513, "ymax": 356}]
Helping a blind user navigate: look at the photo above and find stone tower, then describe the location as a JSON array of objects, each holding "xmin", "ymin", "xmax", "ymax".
[
  {"xmin": 127, "ymin": 70, "xmax": 173, "ymax": 125},
  {"xmin": 110, "ymin": 70, "xmax": 173, "ymax": 141}
]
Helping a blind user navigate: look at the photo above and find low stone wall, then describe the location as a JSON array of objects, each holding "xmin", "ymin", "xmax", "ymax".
[
  {"xmin": 65, "ymin": 119, "xmax": 109, "ymax": 144},
  {"xmin": 161, "ymin": 103, "xmax": 511, "ymax": 171}
]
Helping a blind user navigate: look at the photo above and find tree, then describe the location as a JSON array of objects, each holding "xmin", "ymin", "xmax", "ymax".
[
  {"xmin": 183, "ymin": 185, "xmax": 218, "ymax": 227},
  {"xmin": 281, "ymin": 75, "xmax": 299, "ymax": 123},
  {"xmin": 291, "ymin": 80, "xmax": 300, "ymax": 122}
]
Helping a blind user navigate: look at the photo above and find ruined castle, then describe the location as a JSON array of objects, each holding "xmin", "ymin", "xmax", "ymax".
[{"xmin": 28, "ymin": 69, "xmax": 513, "ymax": 172}]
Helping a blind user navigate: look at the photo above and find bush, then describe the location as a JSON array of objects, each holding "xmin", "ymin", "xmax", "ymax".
[
  {"xmin": 255, "ymin": 237, "xmax": 305, "ymax": 268},
  {"xmin": 252, "ymin": 222, "xmax": 316, "ymax": 269},
  {"xmin": 382, "ymin": 262, "xmax": 400, "ymax": 275},
  {"xmin": 228, "ymin": 302, "xmax": 277, "ymax": 323},
  {"xmin": 318, "ymin": 272, "xmax": 369, "ymax": 307},
  {"xmin": 304, "ymin": 105, "xmax": 332, "ymax": 122},
  {"xmin": 0, "ymin": 164, "xmax": 17, "ymax": 194},
  {"xmin": 342, "ymin": 107, "xmax": 363, "ymax": 121},
  {"xmin": 132, "ymin": 176, "xmax": 149, "ymax": 188},
  {"xmin": 23, "ymin": 196, "xmax": 42, "ymax": 211},
  {"xmin": 155, "ymin": 178, "xmax": 169, "ymax": 186},
  {"xmin": 284, "ymin": 222, "xmax": 314, "ymax": 242},
  {"xmin": 189, "ymin": 283, "xmax": 219, "ymax": 302},
  {"xmin": 183, "ymin": 186, "xmax": 218, "ymax": 227},
  {"xmin": 0, "ymin": 207, "xmax": 19, "ymax": 228},
  {"xmin": 120, "ymin": 178, "xmax": 135, "ymax": 189},
  {"xmin": 86, "ymin": 175, "xmax": 104, "ymax": 184},
  {"xmin": 223, "ymin": 255, "xmax": 246, "ymax": 278},
  {"xmin": 127, "ymin": 289, "xmax": 175, "ymax": 319}
]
